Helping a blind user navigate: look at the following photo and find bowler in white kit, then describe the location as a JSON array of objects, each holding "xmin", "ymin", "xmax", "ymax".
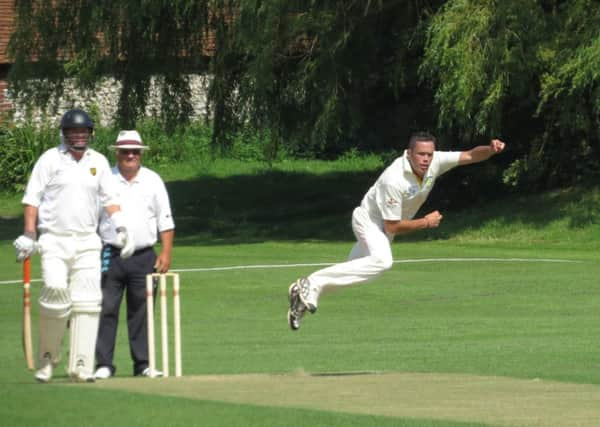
[{"xmin": 287, "ymin": 131, "xmax": 506, "ymax": 330}]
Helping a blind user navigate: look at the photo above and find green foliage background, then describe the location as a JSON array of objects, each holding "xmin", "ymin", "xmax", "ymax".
[
  {"xmin": 6, "ymin": 0, "xmax": 600, "ymax": 193},
  {"xmin": 0, "ymin": 119, "xmax": 289, "ymax": 192}
]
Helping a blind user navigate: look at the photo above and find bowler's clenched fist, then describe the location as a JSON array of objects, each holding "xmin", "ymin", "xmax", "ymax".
[{"xmin": 490, "ymin": 139, "xmax": 506, "ymax": 154}]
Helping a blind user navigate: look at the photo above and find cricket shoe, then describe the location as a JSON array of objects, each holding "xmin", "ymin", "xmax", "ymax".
[
  {"xmin": 287, "ymin": 278, "xmax": 317, "ymax": 331},
  {"xmin": 69, "ymin": 361, "xmax": 95, "ymax": 383},
  {"xmin": 34, "ymin": 353, "xmax": 54, "ymax": 383},
  {"xmin": 139, "ymin": 367, "xmax": 163, "ymax": 378},
  {"xmin": 296, "ymin": 277, "xmax": 318, "ymax": 313},
  {"xmin": 69, "ymin": 370, "xmax": 96, "ymax": 383},
  {"xmin": 287, "ymin": 286, "xmax": 306, "ymax": 330},
  {"xmin": 94, "ymin": 366, "xmax": 113, "ymax": 380}
]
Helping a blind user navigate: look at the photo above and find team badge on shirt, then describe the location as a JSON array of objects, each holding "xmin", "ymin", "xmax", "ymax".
[
  {"xmin": 90, "ymin": 168, "xmax": 97, "ymax": 176},
  {"xmin": 422, "ymin": 176, "xmax": 434, "ymax": 190},
  {"xmin": 406, "ymin": 185, "xmax": 419, "ymax": 197}
]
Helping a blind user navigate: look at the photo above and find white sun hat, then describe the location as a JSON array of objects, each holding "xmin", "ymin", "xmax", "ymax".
[{"xmin": 110, "ymin": 130, "xmax": 149, "ymax": 150}]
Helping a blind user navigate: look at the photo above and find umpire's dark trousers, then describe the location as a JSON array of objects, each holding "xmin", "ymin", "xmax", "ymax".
[{"xmin": 95, "ymin": 245, "xmax": 156, "ymax": 376}]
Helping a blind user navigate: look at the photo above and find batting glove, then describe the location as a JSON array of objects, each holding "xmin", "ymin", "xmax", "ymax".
[
  {"xmin": 116, "ymin": 227, "xmax": 136, "ymax": 259},
  {"xmin": 111, "ymin": 210, "xmax": 136, "ymax": 259},
  {"xmin": 13, "ymin": 235, "xmax": 39, "ymax": 262}
]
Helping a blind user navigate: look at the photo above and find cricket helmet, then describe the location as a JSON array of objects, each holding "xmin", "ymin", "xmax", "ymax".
[
  {"xmin": 60, "ymin": 108, "xmax": 94, "ymax": 130},
  {"xmin": 59, "ymin": 109, "xmax": 95, "ymax": 152}
]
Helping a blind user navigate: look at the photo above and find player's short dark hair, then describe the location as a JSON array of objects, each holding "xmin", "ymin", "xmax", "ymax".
[{"xmin": 408, "ymin": 131, "xmax": 437, "ymax": 149}]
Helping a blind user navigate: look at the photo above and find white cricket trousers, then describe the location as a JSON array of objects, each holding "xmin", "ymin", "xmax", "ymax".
[
  {"xmin": 306, "ymin": 207, "xmax": 394, "ymax": 306},
  {"xmin": 36, "ymin": 232, "xmax": 103, "ymax": 366},
  {"xmin": 39, "ymin": 232, "xmax": 103, "ymax": 301}
]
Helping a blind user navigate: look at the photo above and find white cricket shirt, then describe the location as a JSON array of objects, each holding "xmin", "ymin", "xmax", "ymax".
[
  {"xmin": 359, "ymin": 150, "xmax": 461, "ymax": 225},
  {"xmin": 22, "ymin": 145, "xmax": 118, "ymax": 234},
  {"xmin": 98, "ymin": 166, "xmax": 174, "ymax": 249}
]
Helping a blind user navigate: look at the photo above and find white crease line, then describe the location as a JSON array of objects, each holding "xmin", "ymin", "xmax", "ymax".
[{"xmin": 0, "ymin": 257, "xmax": 581, "ymax": 285}]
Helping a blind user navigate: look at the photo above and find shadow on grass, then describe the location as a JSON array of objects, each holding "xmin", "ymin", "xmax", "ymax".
[
  {"xmin": 421, "ymin": 185, "xmax": 599, "ymax": 241},
  {"xmin": 0, "ymin": 217, "xmax": 21, "ymax": 243},
  {"xmin": 163, "ymin": 170, "xmax": 592, "ymax": 245},
  {"xmin": 1, "ymin": 170, "xmax": 595, "ymax": 245},
  {"xmin": 168, "ymin": 169, "xmax": 375, "ymax": 245}
]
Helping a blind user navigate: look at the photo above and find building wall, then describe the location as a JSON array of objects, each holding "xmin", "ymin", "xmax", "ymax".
[
  {"xmin": 7, "ymin": 74, "xmax": 212, "ymax": 126},
  {"xmin": 0, "ymin": 0, "xmax": 216, "ymax": 124},
  {"xmin": 0, "ymin": 0, "xmax": 12, "ymax": 64},
  {"xmin": 0, "ymin": 0, "xmax": 15, "ymax": 114},
  {"xmin": 0, "ymin": 78, "xmax": 11, "ymax": 113}
]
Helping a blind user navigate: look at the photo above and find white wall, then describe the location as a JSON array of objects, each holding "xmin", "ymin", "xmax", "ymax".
[{"xmin": 7, "ymin": 74, "xmax": 212, "ymax": 126}]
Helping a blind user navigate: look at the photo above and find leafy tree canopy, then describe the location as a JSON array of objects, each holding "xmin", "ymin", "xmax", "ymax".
[
  {"xmin": 7, "ymin": 0, "xmax": 600, "ymax": 189},
  {"xmin": 8, "ymin": 0, "xmax": 212, "ymax": 129},
  {"xmin": 422, "ymin": 0, "xmax": 600, "ymax": 188}
]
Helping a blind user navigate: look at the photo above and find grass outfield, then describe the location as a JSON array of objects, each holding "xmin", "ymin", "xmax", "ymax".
[
  {"xmin": 1, "ymin": 159, "xmax": 599, "ymax": 426},
  {"xmin": 1, "ymin": 242, "xmax": 598, "ymax": 426}
]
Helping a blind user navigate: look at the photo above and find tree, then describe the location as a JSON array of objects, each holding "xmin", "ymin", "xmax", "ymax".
[
  {"xmin": 535, "ymin": 0, "xmax": 600, "ymax": 187},
  {"xmin": 8, "ymin": 0, "xmax": 211, "ymax": 130},
  {"xmin": 421, "ymin": 0, "xmax": 600, "ymax": 189},
  {"xmin": 8, "ymin": 0, "xmax": 443, "ymax": 154},
  {"xmin": 8, "ymin": 0, "xmax": 600, "ymax": 190},
  {"xmin": 211, "ymin": 0, "xmax": 444, "ymax": 157}
]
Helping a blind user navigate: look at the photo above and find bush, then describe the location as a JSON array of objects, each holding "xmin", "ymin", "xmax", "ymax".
[
  {"xmin": 0, "ymin": 123, "xmax": 56, "ymax": 192},
  {"xmin": 0, "ymin": 119, "xmax": 281, "ymax": 192}
]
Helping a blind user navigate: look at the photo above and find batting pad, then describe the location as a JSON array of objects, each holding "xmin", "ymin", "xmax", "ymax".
[
  {"xmin": 70, "ymin": 272, "xmax": 102, "ymax": 305},
  {"xmin": 68, "ymin": 302, "xmax": 101, "ymax": 379},
  {"xmin": 38, "ymin": 286, "xmax": 71, "ymax": 364}
]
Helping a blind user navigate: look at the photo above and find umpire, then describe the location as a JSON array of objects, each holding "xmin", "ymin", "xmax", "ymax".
[{"xmin": 94, "ymin": 130, "xmax": 175, "ymax": 379}]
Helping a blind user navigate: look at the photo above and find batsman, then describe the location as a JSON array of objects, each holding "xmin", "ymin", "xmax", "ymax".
[{"xmin": 13, "ymin": 109, "xmax": 135, "ymax": 383}]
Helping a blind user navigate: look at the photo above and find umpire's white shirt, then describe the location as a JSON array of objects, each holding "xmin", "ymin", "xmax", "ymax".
[
  {"xmin": 22, "ymin": 144, "xmax": 118, "ymax": 234},
  {"xmin": 99, "ymin": 166, "xmax": 174, "ymax": 250},
  {"xmin": 359, "ymin": 150, "xmax": 462, "ymax": 226}
]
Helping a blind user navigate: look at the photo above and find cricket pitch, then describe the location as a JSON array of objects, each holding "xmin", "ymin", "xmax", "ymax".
[{"xmin": 89, "ymin": 371, "xmax": 600, "ymax": 426}]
